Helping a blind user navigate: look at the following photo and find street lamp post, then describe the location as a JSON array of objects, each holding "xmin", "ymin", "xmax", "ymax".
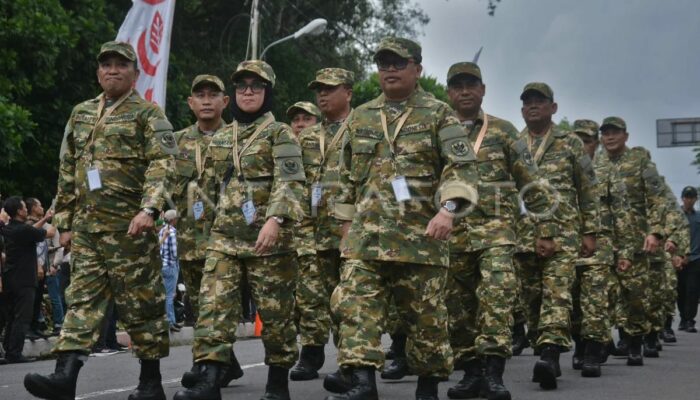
[{"xmin": 260, "ymin": 18, "xmax": 327, "ymax": 60}]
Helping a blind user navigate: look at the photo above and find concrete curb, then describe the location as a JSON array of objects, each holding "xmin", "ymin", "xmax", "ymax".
[{"xmin": 21, "ymin": 322, "xmax": 257, "ymax": 359}]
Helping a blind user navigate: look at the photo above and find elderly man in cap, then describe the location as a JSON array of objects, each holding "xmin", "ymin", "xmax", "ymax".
[
  {"xmin": 24, "ymin": 41, "xmax": 177, "ymax": 400},
  {"xmin": 569, "ymin": 119, "xmax": 634, "ymax": 377},
  {"xmin": 596, "ymin": 116, "xmax": 666, "ymax": 366},
  {"xmin": 287, "ymin": 101, "xmax": 321, "ymax": 136},
  {"xmin": 326, "ymin": 37, "xmax": 479, "ymax": 400},
  {"xmin": 289, "ymin": 68, "xmax": 355, "ymax": 382},
  {"xmin": 173, "ymin": 60, "xmax": 305, "ymax": 400},
  {"xmin": 170, "ymin": 74, "xmax": 246, "ymax": 390},
  {"xmin": 443, "ymin": 63, "xmax": 557, "ymax": 400},
  {"xmin": 514, "ymin": 83, "xmax": 598, "ymax": 390}
]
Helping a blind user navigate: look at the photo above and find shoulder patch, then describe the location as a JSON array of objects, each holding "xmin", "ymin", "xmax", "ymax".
[
  {"xmin": 149, "ymin": 119, "xmax": 178, "ymax": 156},
  {"xmin": 439, "ymin": 124, "xmax": 476, "ymax": 162}
]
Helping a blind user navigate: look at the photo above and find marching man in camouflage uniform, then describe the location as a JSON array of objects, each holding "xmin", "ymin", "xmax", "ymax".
[
  {"xmin": 170, "ymin": 75, "xmax": 246, "ymax": 390},
  {"xmin": 515, "ymin": 83, "xmax": 598, "ymax": 390},
  {"xmin": 287, "ymin": 101, "xmax": 321, "ymax": 136},
  {"xmin": 596, "ymin": 116, "xmax": 666, "ymax": 366},
  {"xmin": 570, "ymin": 119, "xmax": 635, "ymax": 377},
  {"xmin": 444, "ymin": 63, "xmax": 558, "ymax": 400},
  {"xmin": 24, "ymin": 41, "xmax": 176, "ymax": 400},
  {"xmin": 326, "ymin": 37, "xmax": 479, "ymax": 400},
  {"xmin": 291, "ymin": 68, "xmax": 355, "ymax": 381},
  {"xmin": 173, "ymin": 60, "xmax": 305, "ymax": 400}
]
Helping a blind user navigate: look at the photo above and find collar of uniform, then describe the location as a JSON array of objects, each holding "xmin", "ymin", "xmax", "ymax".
[
  {"xmin": 551, "ymin": 123, "xmax": 568, "ymax": 138},
  {"xmin": 369, "ymin": 86, "xmax": 431, "ymax": 110},
  {"xmin": 187, "ymin": 120, "xmax": 225, "ymax": 138},
  {"xmin": 238, "ymin": 111, "xmax": 275, "ymax": 133}
]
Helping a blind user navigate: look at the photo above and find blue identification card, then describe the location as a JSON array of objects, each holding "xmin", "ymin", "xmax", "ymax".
[
  {"xmin": 242, "ymin": 200, "xmax": 256, "ymax": 225},
  {"xmin": 391, "ymin": 176, "xmax": 411, "ymax": 202},
  {"xmin": 192, "ymin": 201, "xmax": 204, "ymax": 220},
  {"xmin": 87, "ymin": 167, "xmax": 102, "ymax": 191}
]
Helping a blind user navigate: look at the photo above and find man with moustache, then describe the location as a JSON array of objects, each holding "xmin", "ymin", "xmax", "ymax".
[
  {"xmin": 515, "ymin": 83, "xmax": 598, "ymax": 390},
  {"xmin": 443, "ymin": 62, "xmax": 557, "ymax": 400},
  {"xmin": 326, "ymin": 38, "xmax": 479, "ymax": 400},
  {"xmin": 24, "ymin": 41, "xmax": 177, "ymax": 400}
]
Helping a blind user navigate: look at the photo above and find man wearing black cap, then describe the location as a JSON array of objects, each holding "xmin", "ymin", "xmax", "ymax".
[
  {"xmin": 515, "ymin": 83, "xmax": 599, "ymax": 390},
  {"xmin": 679, "ymin": 186, "xmax": 700, "ymax": 332},
  {"xmin": 443, "ymin": 63, "xmax": 557, "ymax": 400}
]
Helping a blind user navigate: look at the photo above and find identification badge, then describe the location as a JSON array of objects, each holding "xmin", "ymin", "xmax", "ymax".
[
  {"xmin": 391, "ymin": 176, "xmax": 411, "ymax": 202},
  {"xmin": 311, "ymin": 183, "xmax": 323, "ymax": 207},
  {"xmin": 192, "ymin": 201, "xmax": 204, "ymax": 221},
  {"xmin": 242, "ymin": 200, "xmax": 257, "ymax": 225},
  {"xmin": 87, "ymin": 167, "xmax": 102, "ymax": 191}
]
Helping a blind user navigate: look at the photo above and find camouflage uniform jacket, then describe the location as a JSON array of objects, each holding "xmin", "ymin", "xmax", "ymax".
[
  {"xmin": 515, "ymin": 124, "xmax": 599, "ymax": 253},
  {"xmin": 171, "ymin": 122, "xmax": 224, "ymax": 261},
  {"xmin": 200, "ymin": 112, "xmax": 306, "ymax": 258},
  {"xmin": 298, "ymin": 115, "xmax": 353, "ymax": 252},
  {"xmin": 54, "ymin": 90, "xmax": 176, "ymax": 232},
  {"xmin": 594, "ymin": 146, "xmax": 666, "ymax": 256},
  {"xmin": 333, "ymin": 88, "xmax": 479, "ymax": 267},
  {"xmin": 649, "ymin": 181, "xmax": 690, "ymax": 262},
  {"xmin": 450, "ymin": 110, "xmax": 559, "ymax": 253}
]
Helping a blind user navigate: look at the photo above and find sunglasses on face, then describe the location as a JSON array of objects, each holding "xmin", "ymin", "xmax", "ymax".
[
  {"xmin": 376, "ymin": 58, "xmax": 413, "ymax": 71},
  {"xmin": 233, "ymin": 81, "xmax": 267, "ymax": 94}
]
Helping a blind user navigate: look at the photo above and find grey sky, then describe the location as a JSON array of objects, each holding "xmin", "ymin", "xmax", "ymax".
[{"xmin": 416, "ymin": 0, "xmax": 700, "ymax": 199}]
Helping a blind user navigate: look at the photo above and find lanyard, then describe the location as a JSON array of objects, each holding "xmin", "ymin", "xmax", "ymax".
[
  {"xmin": 85, "ymin": 89, "xmax": 133, "ymax": 164},
  {"xmin": 380, "ymin": 107, "xmax": 414, "ymax": 157},
  {"xmin": 527, "ymin": 126, "xmax": 553, "ymax": 164},
  {"xmin": 471, "ymin": 113, "xmax": 490, "ymax": 154},
  {"xmin": 232, "ymin": 115, "xmax": 274, "ymax": 181},
  {"xmin": 319, "ymin": 111, "xmax": 353, "ymax": 165}
]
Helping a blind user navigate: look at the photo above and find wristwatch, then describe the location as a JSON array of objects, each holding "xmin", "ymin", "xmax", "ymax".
[
  {"xmin": 441, "ymin": 200, "xmax": 458, "ymax": 214},
  {"xmin": 271, "ymin": 216, "xmax": 285, "ymax": 225},
  {"xmin": 141, "ymin": 207, "xmax": 157, "ymax": 218}
]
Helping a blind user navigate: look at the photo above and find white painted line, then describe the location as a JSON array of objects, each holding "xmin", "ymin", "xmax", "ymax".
[{"xmin": 75, "ymin": 362, "xmax": 266, "ymax": 399}]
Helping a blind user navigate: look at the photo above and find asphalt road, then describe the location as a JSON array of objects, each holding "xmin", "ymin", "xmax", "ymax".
[{"xmin": 2, "ymin": 329, "xmax": 699, "ymax": 400}]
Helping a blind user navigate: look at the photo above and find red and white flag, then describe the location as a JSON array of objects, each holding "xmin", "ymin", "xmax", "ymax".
[{"xmin": 116, "ymin": 0, "xmax": 176, "ymax": 109}]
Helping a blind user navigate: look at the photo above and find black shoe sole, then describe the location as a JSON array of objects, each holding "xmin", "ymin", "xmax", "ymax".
[
  {"xmin": 626, "ymin": 357, "xmax": 644, "ymax": 366},
  {"xmin": 290, "ymin": 369, "xmax": 319, "ymax": 381},
  {"xmin": 446, "ymin": 386, "xmax": 481, "ymax": 399},
  {"xmin": 24, "ymin": 375, "xmax": 74, "ymax": 400},
  {"xmin": 533, "ymin": 361, "xmax": 557, "ymax": 390},
  {"xmin": 323, "ymin": 374, "xmax": 351, "ymax": 394},
  {"xmin": 581, "ymin": 366, "xmax": 601, "ymax": 378}
]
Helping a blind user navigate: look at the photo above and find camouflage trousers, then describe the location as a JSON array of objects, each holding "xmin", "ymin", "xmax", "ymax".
[
  {"xmin": 515, "ymin": 251, "xmax": 576, "ymax": 349},
  {"xmin": 645, "ymin": 261, "xmax": 669, "ymax": 332},
  {"xmin": 662, "ymin": 260, "xmax": 677, "ymax": 317},
  {"xmin": 180, "ymin": 259, "xmax": 205, "ymax": 322},
  {"xmin": 447, "ymin": 246, "xmax": 516, "ymax": 364},
  {"xmin": 54, "ymin": 231, "xmax": 169, "ymax": 359},
  {"xmin": 571, "ymin": 263, "xmax": 613, "ymax": 342},
  {"xmin": 193, "ymin": 250, "xmax": 298, "ymax": 368},
  {"xmin": 332, "ymin": 259, "xmax": 453, "ymax": 377},
  {"xmin": 294, "ymin": 249, "xmax": 342, "ymax": 346},
  {"xmin": 611, "ymin": 253, "xmax": 651, "ymax": 336}
]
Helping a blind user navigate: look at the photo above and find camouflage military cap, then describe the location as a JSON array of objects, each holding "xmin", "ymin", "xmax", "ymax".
[
  {"xmin": 191, "ymin": 74, "xmax": 225, "ymax": 93},
  {"xmin": 373, "ymin": 37, "xmax": 422, "ymax": 63},
  {"xmin": 231, "ymin": 60, "xmax": 276, "ymax": 87},
  {"xmin": 308, "ymin": 68, "xmax": 355, "ymax": 90},
  {"xmin": 682, "ymin": 186, "xmax": 698, "ymax": 198},
  {"xmin": 600, "ymin": 116, "xmax": 627, "ymax": 131},
  {"xmin": 447, "ymin": 62, "xmax": 482, "ymax": 84},
  {"xmin": 573, "ymin": 119, "xmax": 600, "ymax": 137},
  {"xmin": 286, "ymin": 101, "xmax": 321, "ymax": 119},
  {"xmin": 97, "ymin": 41, "xmax": 137, "ymax": 62},
  {"xmin": 520, "ymin": 82, "xmax": 554, "ymax": 101}
]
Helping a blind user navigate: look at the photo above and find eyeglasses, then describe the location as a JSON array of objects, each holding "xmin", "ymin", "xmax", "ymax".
[
  {"xmin": 376, "ymin": 58, "xmax": 413, "ymax": 71},
  {"xmin": 233, "ymin": 81, "xmax": 267, "ymax": 94}
]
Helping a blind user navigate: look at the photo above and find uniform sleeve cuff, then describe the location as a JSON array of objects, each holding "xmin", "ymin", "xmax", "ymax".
[
  {"xmin": 53, "ymin": 213, "xmax": 72, "ymax": 231},
  {"xmin": 266, "ymin": 202, "xmax": 302, "ymax": 222},
  {"xmin": 439, "ymin": 182, "xmax": 478, "ymax": 205},
  {"xmin": 333, "ymin": 203, "xmax": 356, "ymax": 221}
]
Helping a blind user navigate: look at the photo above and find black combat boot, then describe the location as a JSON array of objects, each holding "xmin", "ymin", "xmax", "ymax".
[
  {"xmin": 324, "ymin": 367, "xmax": 378, "ymax": 400},
  {"xmin": 626, "ymin": 335, "xmax": 644, "ymax": 366},
  {"xmin": 290, "ymin": 345, "xmax": 325, "ymax": 381},
  {"xmin": 416, "ymin": 376, "xmax": 440, "ymax": 400},
  {"xmin": 601, "ymin": 340, "xmax": 614, "ymax": 364},
  {"xmin": 181, "ymin": 363, "xmax": 202, "ymax": 389},
  {"xmin": 173, "ymin": 362, "xmax": 225, "ymax": 400},
  {"xmin": 24, "ymin": 351, "xmax": 84, "ymax": 400},
  {"xmin": 220, "ymin": 351, "xmax": 244, "ymax": 387},
  {"xmin": 128, "ymin": 359, "xmax": 166, "ymax": 400},
  {"xmin": 261, "ymin": 366, "xmax": 290, "ymax": 400},
  {"xmin": 385, "ymin": 333, "xmax": 406, "ymax": 360},
  {"xmin": 612, "ymin": 328, "xmax": 629, "ymax": 356},
  {"xmin": 532, "ymin": 344, "xmax": 559, "ymax": 390},
  {"xmin": 447, "ymin": 358, "xmax": 483, "ymax": 399},
  {"xmin": 481, "ymin": 356, "xmax": 511, "ymax": 400},
  {"xmin": 571, "ymin": 335, "xmax": 584, "ymax": 370},
  {"xmin": 511, "ymin": 323, "xmax": 529, "ymax": 356},
  {"xmin": 447, "ymin": 358, "xmax": 484, "ymax": 399},
  {"xmin": 663, "ymin": 316, "xmax": 677, "ymax": 343},
  {"xmin": 654, "ymin": 331, "xmax": 663, "ymax": 351},
  {"xmin": 381, "ymin": 334, "xmax": 410, "ymax": 380},
  {"xmin": 581, "ymin": 340, "xmax": 603, "ymax": 378},
  {"xmin": 643, "ymin": 332, "xmax": 659, "ymax": 358},
  {"xmin": 323, "ymin": 368, "xmax": 352, "ymax": 393}
]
